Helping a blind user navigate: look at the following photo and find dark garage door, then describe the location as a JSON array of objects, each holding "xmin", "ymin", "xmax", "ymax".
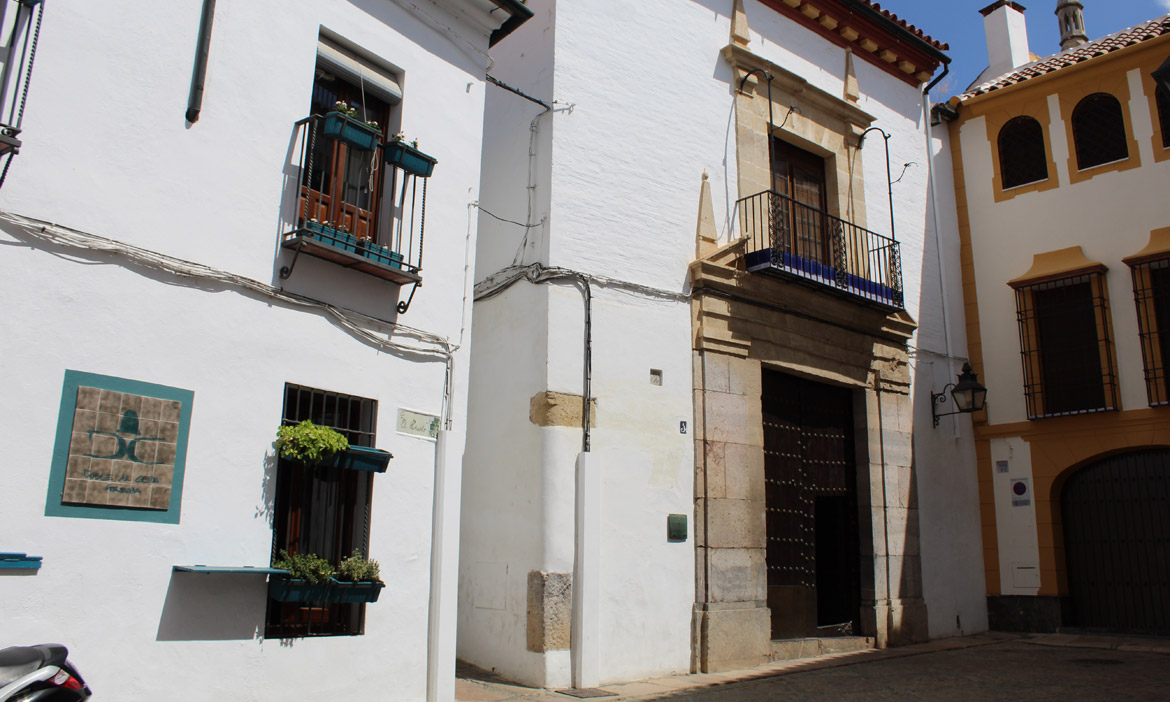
[{"xmin": 1061, "ymin": 449, "xmax": 1170, "ymax": 634}]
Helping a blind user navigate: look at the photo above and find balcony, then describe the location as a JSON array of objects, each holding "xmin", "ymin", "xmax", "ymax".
[
  {"xmin": 737, "ymin": 190, "xmax": 903, "ymax": 309},
  {"xmin": 281, "ymin": 114, "xmax": 435, "ymax": 288}
]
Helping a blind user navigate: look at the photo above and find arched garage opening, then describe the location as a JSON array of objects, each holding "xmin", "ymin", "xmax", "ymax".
[{"xmin": 1060, "ymin": 449, "xmax": 1170, "ymax": 634}]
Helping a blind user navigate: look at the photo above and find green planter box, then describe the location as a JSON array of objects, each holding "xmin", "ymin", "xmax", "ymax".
[
  {"xmin": 268, "ymin": 577, "xmax": 385, "ymax": 603},
  {"xmin": 268, "ymin": 578, "xmax": 332, "ymax": 603},
  {"xmin": 322, "ymin": 111, "xmax": 380, "ymax": 152},
  {"xmin": 384, "ymin": 141, "xmax": 437, "ymax": 177},
  {"xmin": 305, "ymin": 221, "xmax": 357, "ymax": 252},
  {"xmin": 318, "ymin": 446, "xmax": 392, "ymax": 473},
  {"xmin": 331, "ymin": 580, "xmax": 386, "ymax": 603}
]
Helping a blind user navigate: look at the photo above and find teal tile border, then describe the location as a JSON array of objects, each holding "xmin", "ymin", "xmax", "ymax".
[{"xmin": 45, "ymin": 370, "xmax": 195, "ymax": 524}]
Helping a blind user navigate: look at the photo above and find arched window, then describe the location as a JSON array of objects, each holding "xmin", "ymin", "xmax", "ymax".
[
  {"xmin": 998, "ymin": 116, "xmax": 1048, "ymax": 188},
  {"xmin": 1072, "ymin": 92, "xmax": 1128, "ymax": 169}
]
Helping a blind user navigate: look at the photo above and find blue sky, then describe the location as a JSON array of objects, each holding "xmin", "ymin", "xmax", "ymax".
[{"xmin": 870, "ymin": 0, "xmax": 1170, "ymax": 99}]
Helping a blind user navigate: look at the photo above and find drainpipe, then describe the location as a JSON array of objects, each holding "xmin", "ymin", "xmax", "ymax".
[
  {"xmin": 921, "ymin": 61, "xmax": 958, "ymax": 438},
  {"xmin": 185, "ymin": 0, "xmax": 215, "ymax": 124}
]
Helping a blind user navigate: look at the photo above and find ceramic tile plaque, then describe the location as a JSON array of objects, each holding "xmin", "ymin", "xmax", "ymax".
[
  {"xmin": 396, "ymin": 408, "xmax": 440, "ymax": 440},
  {"xmin": 63, "ymin": 387, "xmax": 181, "ymax": 509},
  {"xmin": 47, "ymin": 371, "xmax": 194, "ymax": 524}
]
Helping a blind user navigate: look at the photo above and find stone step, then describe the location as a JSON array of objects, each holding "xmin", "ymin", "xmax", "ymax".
[{"xmin": 770, "ymin": 636, "xmax": 876, "ymax": 661}]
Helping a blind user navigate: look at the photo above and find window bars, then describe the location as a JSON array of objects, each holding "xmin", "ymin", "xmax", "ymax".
[
  {"xmin": 1128, "ymin": 258, "xmax": 1170, "ymax": 405},
  {"xmin": 1071, "ymin": 92, "xmax": 1129, "ymax": 170},
  {"xmin": 1014, "ymin": 272, "xmax": 1118, "ymax": 419},
  {"xmin": 268, "ymin": 384, "xmax": 377, "ymax": 638},
  {"xmin": 998, "ymin": 116, "xmax": 1049, "ymax": 189}
]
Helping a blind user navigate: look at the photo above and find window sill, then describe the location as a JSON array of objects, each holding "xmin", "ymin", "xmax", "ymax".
[
  {"xmin": 1002, "ymin": 177, "xmax": 1049, "ymax": 192},
  {"xmin": 172, "ymin": 565, "xmax": 289, "ymax": 575},
  {"xmin": 0, "ymin": 553, "xmax": 42, "ymax": 570},
  {"xmin": 1027, "ymin": 405, "xmax": 1116, "ymax": 420},
  {"xmin": 1076, "ymin": 156, "xmax": 1130, "ymax": 172}
]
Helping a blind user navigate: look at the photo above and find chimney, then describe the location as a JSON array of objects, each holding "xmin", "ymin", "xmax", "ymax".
[
  {"xmin": 1056, "ymin": 0, "xmax": 1088, "ymax": 51},
  {"xmin": 980, "ymin": 1, "xmax": 1032, "ymax": 77}
]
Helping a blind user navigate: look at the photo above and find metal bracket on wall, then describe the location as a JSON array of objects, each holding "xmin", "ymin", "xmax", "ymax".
[
  {"xmin": 279, "ymin": 241, "xmax": 304, "ymax": 280},
  {"xmin": 397, "ymin": 280, "xmax": 421, "ymax": 314}
]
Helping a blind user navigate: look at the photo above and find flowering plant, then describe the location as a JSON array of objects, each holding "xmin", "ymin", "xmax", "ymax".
[
  {"xmin": 333, "ymin": 100, "xmax": 380, "ymax": 130},
  {"xmin": 390, "ymin": 132, "xmax": 419, "ymax": 149}
]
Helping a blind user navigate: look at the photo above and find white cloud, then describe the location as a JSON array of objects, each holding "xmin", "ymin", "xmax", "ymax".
[{"xmin": 1161, "ymin": 0, "xmax": 1170, "ymax": 11}]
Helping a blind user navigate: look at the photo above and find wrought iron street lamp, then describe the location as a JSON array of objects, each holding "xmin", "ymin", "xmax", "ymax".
[{"xmin": 932, "ymin": 362, "xmax": 987, "ymax": 427}]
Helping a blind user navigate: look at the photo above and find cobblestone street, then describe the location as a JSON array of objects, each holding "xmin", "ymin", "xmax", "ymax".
[{"xmin": 456, "ymin": 634, "xmax": 1170, "ymax": 701}]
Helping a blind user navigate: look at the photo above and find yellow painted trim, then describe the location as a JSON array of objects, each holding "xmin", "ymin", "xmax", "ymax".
[
  {"xmin": 983, "ymin": 98, "xmax": 1060, "ymax": 203},
  {"xmin": 958, "ymin": 34, "xmax": 1170, "ymax": 115},
  {"xmin": 974, "ymin": 407, "xmax": 1170, "ymax": 595},
  {"xmin": 1007, "ymin": 246, "xmax": 1106, "ymax": 288},
  {"xmin": 1059, "ymin": 72, "xmax": 1142, "ymax": 184},
  {"xmin": 1122, "ymin": 225, "xmax": 1170, "ymax": 265},
  {"xmin": 1140, "ymin": 67, "xmax": 1170, "ymax": 163}
]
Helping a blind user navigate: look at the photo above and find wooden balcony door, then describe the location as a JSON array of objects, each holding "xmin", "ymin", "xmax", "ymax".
[
  {"xmin": 299, "ymin": 71, "xmax": 390, "ymax": 244},
  {"xmin": 771, "ymin": 139, "xmax": 829, "ymax": 265}
]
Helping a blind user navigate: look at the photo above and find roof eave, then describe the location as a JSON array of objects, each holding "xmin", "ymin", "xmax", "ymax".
[
  {"xmin": 487, "ymin": 0, "xmax": 534, "ymax": 47},
  {"xmin": 841, "ymin": 0, "xmax": 951, "ymax": 64}
]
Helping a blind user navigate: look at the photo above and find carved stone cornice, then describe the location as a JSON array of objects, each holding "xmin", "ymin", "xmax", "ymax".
[{"xmin": 722, "ymin": 43, "xmax": 875, "ymax": 131}]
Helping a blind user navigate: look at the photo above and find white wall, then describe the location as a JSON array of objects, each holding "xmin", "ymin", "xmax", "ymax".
[
  {"xmin": 912, "ymin": 120, "xmax": 990, "ymax": 638},
  {"xmin": 0, "ymin": 0, "xmax": 493, "ymax": 699},
  {"xmin": 958, "ymin": 71, "xmax": 1170, "ymax": 427},
  {"xmin": 460, "ymin": 0, "xmax": 988, "ymax": 687}
]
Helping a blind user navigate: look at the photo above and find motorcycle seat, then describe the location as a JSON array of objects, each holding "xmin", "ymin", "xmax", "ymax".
[{"xmin": 0, "ymin": 644, "xmax": 68, "ymax": 687}]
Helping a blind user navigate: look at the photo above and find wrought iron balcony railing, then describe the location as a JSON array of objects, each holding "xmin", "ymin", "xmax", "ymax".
[
  {"xmin": 280, "ymin": 113, "xmax": 435, "ymax": 307},
  {"xmin": 737, "ymin": 190, "xmax": 903, "ymax": 309}
]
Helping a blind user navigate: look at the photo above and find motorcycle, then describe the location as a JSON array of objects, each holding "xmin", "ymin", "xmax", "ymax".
[{"xmin": 0, "ymin": 644, "xmax": 91, "ymax": 701}]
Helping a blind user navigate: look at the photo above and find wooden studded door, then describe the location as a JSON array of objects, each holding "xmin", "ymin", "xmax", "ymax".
[
  {"xmin": 763, "ymin": 369, "xmax": 861, "ymax": 639},
  {"xmin": 1061, "ymin": 449, "xmax": 1170, "ymax": 634}
]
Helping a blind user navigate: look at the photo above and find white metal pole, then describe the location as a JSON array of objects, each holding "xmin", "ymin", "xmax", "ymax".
[
  {"xmin": 426, "ymin": 430, "xmax": 462, "ymax": 702},
  {"xmin": 571, "ymin": 450, "xmax": 601, "ymax": 688}
]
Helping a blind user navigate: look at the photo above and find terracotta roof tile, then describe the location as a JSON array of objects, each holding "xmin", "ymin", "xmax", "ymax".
[
  {"xmin": 863, "ymin": 1, "xmax": 949, "ymax": 51},
  {"xmin": 960, "ymin": 14, "xmax": 1170, "ymax": 99}
]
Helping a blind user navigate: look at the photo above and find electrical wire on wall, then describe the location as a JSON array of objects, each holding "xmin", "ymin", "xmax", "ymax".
[
  {"xmin": 0, "ymin": 209, "xmax": 461, "ymax": 425},
  {"xmin": 474, "ymin": 262, "xmax": 688, "ymax": 452}
]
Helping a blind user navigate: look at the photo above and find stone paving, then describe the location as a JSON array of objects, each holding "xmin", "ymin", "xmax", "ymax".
[{"xmin": 455, "ymin": 632, "xmax": 1170, "ymax": 701}]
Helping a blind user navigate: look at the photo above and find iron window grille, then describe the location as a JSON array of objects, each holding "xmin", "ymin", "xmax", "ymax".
[
  {"xmin": 266, "ymin": 384, "xmax": 378, "ymax": 638},
  {"xmin": 998, "ymin": 116, "xmax": 1049, "ymax": 189},
  {"xmin": 1071, "ymin": 92, "xmax": 1129, "ymax": 170},
  {"xmin": 1157, "ymin": 84, "xmax": 1170, "ymax": 150},
  {"xmin": 1128, "ymin": 257, "xmax": 1170, "ymax": 405},
  {"xmin": 1014, "ymin": 272, "xmax": 1118, "ymax": 419}
]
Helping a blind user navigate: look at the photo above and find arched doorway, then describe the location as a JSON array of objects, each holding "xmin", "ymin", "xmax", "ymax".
[{"xmin": 1060, "ymin": 449, "xmax": 1170, "ymax": 634}]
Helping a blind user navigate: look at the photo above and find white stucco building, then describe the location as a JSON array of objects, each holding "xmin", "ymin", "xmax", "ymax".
[
  {"xmin": 0, "ymin": 1, "xmax": 530, "ymax": 700},
  {"xmin": 459, "ymin": 0, "xmax": 986, "ymax": 691}
]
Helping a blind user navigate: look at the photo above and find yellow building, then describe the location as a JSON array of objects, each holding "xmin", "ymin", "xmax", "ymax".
[{"xmin": 942, "ymin": 1, "xmax": 1170, "ymax": 633}]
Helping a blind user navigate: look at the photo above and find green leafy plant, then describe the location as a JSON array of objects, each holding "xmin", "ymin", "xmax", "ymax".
[
  {"xmin": 273, "ymin": 549, "xmax": 335, "ymax": 583},
  {"xmin": 337, "ymin": 550, "xmax": 382, "ymax": 583},
  {"xmin": 274, "ymin": 420, "xmax": 349, "ymax": 465}
]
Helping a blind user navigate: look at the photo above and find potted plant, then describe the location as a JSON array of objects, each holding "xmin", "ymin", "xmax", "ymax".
[
  {"xmin": 355, "ymin": 238, "xmax": 404, "ymax": 269},
  {"xmin": 269, "ymin": 550, "xmax": 335, "ymax": 602},
  {"xmin": 332, "ymin": 550, "xmax": 386, "ymax": 603},
  {"xmin": 383, "ymin": 132, "xmax": 437, "ymax": 177},
  {"xmin": 274, "ymin": 420, "xmax": 350, "ymax": 467},
  {"xmin": 304, "ymin": 219, "xmax": 357, "ymax": 252},
  {"xmin": 322, "ymin": 100, "xmax": 381, "ymax": 152}
]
